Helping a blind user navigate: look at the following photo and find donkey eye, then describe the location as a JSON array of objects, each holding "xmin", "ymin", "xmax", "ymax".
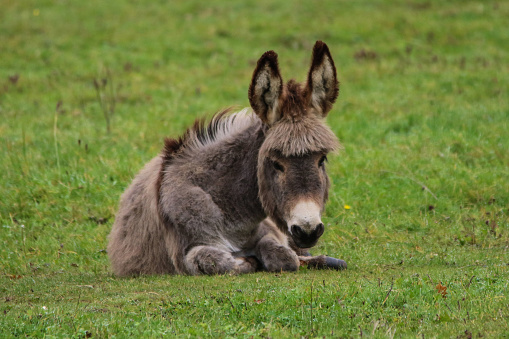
[
  {"xmin": 273, "ymin": 161, "xmax": 284, "ymax": 172},
  {"xmin": 318, "ymin": 155, "xmax": 327, "ymax": 167}
]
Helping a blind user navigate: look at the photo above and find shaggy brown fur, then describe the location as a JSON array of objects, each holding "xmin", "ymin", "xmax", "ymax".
[{"xmin": 108, "ymin": 41, "xmax": 347, "ymax": 276}]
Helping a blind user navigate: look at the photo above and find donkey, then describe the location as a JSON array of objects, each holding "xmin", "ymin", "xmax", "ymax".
[{"xmin": 108, "ymin": 41, "xmax": 347, "ymax": 276}]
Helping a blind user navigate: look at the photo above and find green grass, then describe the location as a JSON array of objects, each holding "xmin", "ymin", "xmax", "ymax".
[{"xmin": 1, "ymin": 0, "xmax": 508, "ymax": 337}]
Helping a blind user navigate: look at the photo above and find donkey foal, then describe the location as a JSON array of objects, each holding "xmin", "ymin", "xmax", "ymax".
[{"xmin": 108, "ymin": 41, "xmax": 347, "ymax": 276}]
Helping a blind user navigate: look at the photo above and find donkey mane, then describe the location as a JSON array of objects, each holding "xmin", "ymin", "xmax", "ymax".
[{"xmin": 162, "ymin": 108, "xmax": 260, "ymax": 166}]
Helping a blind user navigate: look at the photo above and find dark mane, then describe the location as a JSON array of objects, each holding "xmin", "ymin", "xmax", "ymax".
[{"xmin": 161, "ymin": 108, "xmax": 234, "ymax": 166}]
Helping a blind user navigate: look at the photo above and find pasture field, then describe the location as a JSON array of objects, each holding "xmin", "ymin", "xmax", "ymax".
[{"xmin": 1, "ymin": 0, "xmax": 508, "ymax": 337}]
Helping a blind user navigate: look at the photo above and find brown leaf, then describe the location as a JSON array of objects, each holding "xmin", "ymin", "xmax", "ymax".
[{"xmin": 436, "ymin": 282, "xmax": 447, "ymax": 298}]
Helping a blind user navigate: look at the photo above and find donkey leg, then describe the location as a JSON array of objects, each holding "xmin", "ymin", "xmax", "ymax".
[
  {"xmin": 255, "ymin": 235, "xmax": 300, "ymax": 272},
  {"xmin": 253, "ymin": 219, "xmax": 300, "ymax": 272},
  {"xmin": 185, "ymin": 245, "xmax": 259, "ymax": 275},
  {"xmin": 254, "ymin": 229, "xmax": 300, "ymax": 272}
]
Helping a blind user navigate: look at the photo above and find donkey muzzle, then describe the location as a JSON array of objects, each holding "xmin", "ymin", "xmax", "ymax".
[{"xmin": 291, "ymin": 223, "xmax": 324, "ymax": 248}]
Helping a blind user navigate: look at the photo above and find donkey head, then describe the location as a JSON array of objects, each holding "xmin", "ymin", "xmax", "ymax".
[{"xmin": 250, "ymin": 41, "xmax": 341, "ymax": 248}]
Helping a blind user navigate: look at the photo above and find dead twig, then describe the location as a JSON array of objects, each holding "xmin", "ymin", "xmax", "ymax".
[
  {"xmin": 466, "ymin": 275, "xmax": 475, "ymax": 289},
  {"xmin": 381, "ymin": 277, "xmax": 394, "ymax": 306},
  {"xmin": 225, "ymin": 291, "xmax": 239, "ymax": 317}
]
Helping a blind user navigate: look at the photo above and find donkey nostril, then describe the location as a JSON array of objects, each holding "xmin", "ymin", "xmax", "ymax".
[
  {"xmin": 291, "ymin": 225, "xmax": 304, "ymax": 237},
  {"xmin": 314, "ymin": 223, "xmax": 325, "ymax": 238}
]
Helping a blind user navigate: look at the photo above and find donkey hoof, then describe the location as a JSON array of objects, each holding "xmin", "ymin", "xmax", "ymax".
[
  {"xmin": 324, "ymin": 257, "xmax": 347, "ymax": 270},
  {"xmin": 306, "ymin": 256, "xmax": 347, "ymax": 270}
]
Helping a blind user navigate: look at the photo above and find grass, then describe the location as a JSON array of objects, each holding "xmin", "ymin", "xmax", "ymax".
[{"xmin": 1, "ymin": 0, "xmax": 508, "ymax": 337}]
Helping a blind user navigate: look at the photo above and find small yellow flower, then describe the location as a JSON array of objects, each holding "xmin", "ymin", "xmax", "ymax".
[
  {"xmin": 344, "ymin": 204, "xmax": 351, "ymax": 210},
  {"xmin": 33, "ymin": 9, "xmax": 40, "ymax": 16}
]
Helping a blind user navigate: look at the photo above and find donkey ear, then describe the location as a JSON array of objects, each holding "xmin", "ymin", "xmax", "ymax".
[
  {"xmin": 248, "ymin": 50, "xmax": 283, "ymax": 125},
  {"xmin": 306, "ymin": 41, "xmax": 339, "ymax": 117}
]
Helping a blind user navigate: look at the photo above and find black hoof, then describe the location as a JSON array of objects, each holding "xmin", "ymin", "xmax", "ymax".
[
  {"xmin": 324, "ymin": 257, "xmax": 347, "ymax": 270},
  {"xmin": 306, "ymin": 256, "xmax": 347, "ymax": 270}
]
